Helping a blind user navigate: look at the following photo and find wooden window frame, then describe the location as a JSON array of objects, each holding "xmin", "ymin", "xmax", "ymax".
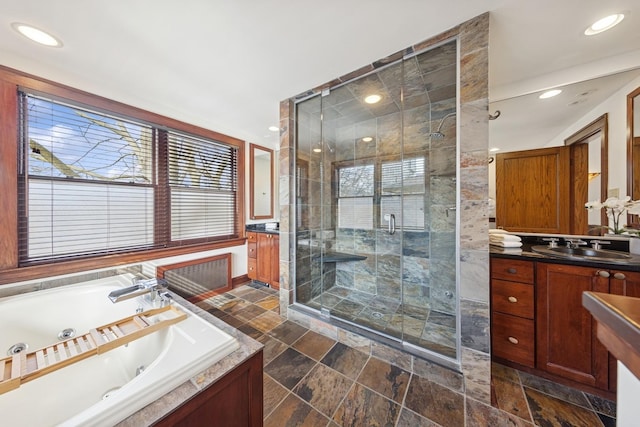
[{"xmin": 0, "ymin": 65, "xmax": 245, "ymax": 285}]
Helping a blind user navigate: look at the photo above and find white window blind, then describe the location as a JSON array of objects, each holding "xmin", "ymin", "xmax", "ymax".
[
  {"xmin": 167, "ymin": 132, "xmax": 238, "ymax": 241},
  {"xmin": 380, "ymin": 158, "xmax": 425, "ymax": 229},
  {"xmin": 337, "ymin": 164, "xmax": 374, "ymax": 229},
  {"xmin": 20, "ymin": 93, "xmax": 155, "ymax": 262}
]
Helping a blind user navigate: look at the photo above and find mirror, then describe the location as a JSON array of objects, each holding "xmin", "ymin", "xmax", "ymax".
[
  {"xmin": 628, "ymin": 86, "xmax": 640, "ymax": 227},
  {"xmin": 249, "ymin": 143, "xmax": 274, "ymax": 220},
  {"xmin": 564, "ymin": 114, "xmax": 608, "ymax": 234},
  {"xmin": 490, "ymin": 68, "xmax": 640, "ymax": 233}
]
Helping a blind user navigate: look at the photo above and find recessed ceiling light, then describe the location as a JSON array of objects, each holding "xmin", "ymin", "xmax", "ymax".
[
  {"xmin": 489, "ymin": 147, "xmax": 500, "ymax": 152},
  {"xmin": 268, "ymin": 126, "xmax": 280, "ymax": 132},
  {"xmin": 364, "ymin": 94, "xmax": 381, "ymax": 104},
  {"xmin": 539, "ymin": 89, "xmax": 562, "ymax": 99},
  {"xmin": 362, "ymin": 136, "xmax": 373, "ymax": 142},
  {"xmin": 11, "ymin": 23, "xmax": 62, "ymax": 47},
  {"xmin": 585, "ymin": 14, "xmax": 624, "ymax": 35}
]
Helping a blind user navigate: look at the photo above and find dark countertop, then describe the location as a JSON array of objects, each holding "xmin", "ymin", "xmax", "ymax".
[
  {"xmin": 246, "ymin": 224, "xmax": 279, "ymax": 235},
  {"xmin": 583, "ymin": 292, "xmax": 640, "ymax": 380},
  {"xmin": 490, "ymin": 238, "xmax": 640, "ymax": 272}
]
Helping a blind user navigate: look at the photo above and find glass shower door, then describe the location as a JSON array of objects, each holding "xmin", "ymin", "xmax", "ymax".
[{"xmin": 294, "ymin": 39, "xmax": 459, "ymax": 362}]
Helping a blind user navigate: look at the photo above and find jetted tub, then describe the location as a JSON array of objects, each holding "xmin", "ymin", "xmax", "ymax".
[{"xmin": 0, "ymin": 274, "xmax": 239, "ymax": 427}]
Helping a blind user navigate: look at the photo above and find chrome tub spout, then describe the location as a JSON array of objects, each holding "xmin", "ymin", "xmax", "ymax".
[{"xmin": 108, "ymin": 278, "xmax": 168, "ymax": 303}]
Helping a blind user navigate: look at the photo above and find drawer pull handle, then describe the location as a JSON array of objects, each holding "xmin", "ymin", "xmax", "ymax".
[
  {"xmin": 507, "ymin": 268, "xmax": 517, "ymax": 274},
  {"xmin": 613, "ymin": 272, "xmax": 626, "ymax": 280},
  {"xmin": 597, "ymin": 270, "xmax": 610, "ymax": 278},
  {"xmin": 508, "ymin": 296, "xmax": 518, "ymax": 303},
  {"xmin": 508, "ymin": 337, "xmax": 519, "ymax": 345}
]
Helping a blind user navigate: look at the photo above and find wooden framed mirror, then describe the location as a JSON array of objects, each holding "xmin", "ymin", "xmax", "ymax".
[
  {"xmin": 628, "ymin": 87, "xmax": 640, "ymax": 227},
  {"xmin": 565, "ymin": 113, "xmax": 608, "ymax": 235},
  {"xmin": 249, "ymin": 143, "xmax": 274, "ymax": 220}
]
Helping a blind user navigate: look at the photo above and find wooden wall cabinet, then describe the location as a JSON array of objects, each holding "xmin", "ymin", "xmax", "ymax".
[
  {"xmin": 247, "ymin": 231, "xmax": 279, "ymax": 289},
  {"xmin": 496, "ymin": 146, "xmax": 571, "ymax": 234},
  {"xmin": 490, "ymin": 258, "xmax": 536, "ymax": 367}
]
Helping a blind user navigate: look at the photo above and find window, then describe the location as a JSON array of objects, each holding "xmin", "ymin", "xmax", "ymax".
[
  {"xmin": 336, "ymin": 157, "xmax": 425, "ymax": 230},
  {"xmin": 337, "ymin": 164, "xmax": 374, "ymax": 229},
  {"xmin": 380, "ymin": 157, "xmax": 425, "ymax": 229},
  {"xmin": 167, "ymin": 131, "xmax": 237, "ymax": 241},
  {"xmin": 18, "ymin": 91, "xmax": 240, "ymax": 264}
]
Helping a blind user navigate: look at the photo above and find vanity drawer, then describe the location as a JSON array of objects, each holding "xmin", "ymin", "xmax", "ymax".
[
  {"xmin": 492, "ymin": 312, "xmax": 535, "ymax": 367},
  {"xmin": 491, "ymin": 279, "xmax": 534, "ymax": 319},
  {"xmin": 248, "ymin": 242, "xmax": 257, "ymax": 259},
  {"xmin": 247, "ymin": 232, "xmax": 257, "ymax": 242},
  {"xmin": 491, "ymin": 258, "xmax": 534, "ymax": 284}
]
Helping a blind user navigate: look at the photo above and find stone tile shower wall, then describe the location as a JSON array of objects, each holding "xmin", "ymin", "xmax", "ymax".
[{"xmin": 279, "ymin": 12, "xmax": 495, "ymax": 422}]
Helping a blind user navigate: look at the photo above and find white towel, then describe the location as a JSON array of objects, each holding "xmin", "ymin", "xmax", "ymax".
[
  {"xmin": 489, "ymin": 229, "xmax": 510, "ymax": 234},
  {"xmin": 490, "ymin": 241, "xmax": 523, "ymax": 248},
  {"xmin": 489, "ymin": 234, "xmax": 522, "ymax": 242}
]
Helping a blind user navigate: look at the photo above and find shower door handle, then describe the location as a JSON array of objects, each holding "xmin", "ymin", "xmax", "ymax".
[{"xmin": 389, "ymin": 214, "xmax": 396, "ymax": 235}]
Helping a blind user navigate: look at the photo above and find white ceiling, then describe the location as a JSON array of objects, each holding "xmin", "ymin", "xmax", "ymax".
[{"xmin": 0, "ymin": 0, "xmax": 639, "ymax": 150}]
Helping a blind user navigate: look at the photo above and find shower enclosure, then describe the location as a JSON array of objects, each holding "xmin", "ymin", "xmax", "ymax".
[{"xmin": 294, "ymin": 40, "xmax": 459, "ymax": 363}]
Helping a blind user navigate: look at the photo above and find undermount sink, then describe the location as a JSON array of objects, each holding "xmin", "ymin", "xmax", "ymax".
[{"xmin": 531, "ymin": 245, "xmax": 632, "ymax": 261}]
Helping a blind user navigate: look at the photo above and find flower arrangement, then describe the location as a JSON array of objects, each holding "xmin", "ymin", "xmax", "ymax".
[{"xmin": 585, "ymin": 196, "xmax": 640, "ymax": 234}]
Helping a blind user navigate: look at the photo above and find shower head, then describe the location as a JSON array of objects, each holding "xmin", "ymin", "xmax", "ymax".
[
  {"xmin": 312, "ymin": 141, "xmax": 334, "ymax": 153},
  {"xmin": 429, "ymin": 112, "xmax": 456, "ymax": 138}
]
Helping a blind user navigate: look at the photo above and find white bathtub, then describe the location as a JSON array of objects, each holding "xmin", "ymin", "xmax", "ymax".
[{"xmin": 0, "ymin": 274, "xmax": 239, "ymax": 427}]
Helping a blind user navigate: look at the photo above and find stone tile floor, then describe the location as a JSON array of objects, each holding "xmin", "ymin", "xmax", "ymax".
[
  {"xmin": 306, "ymin": 285, "xmax": 457, "ymax": 358},
  {"xmin": 196, "ymin": 283, "xmax": 616, "ymax": 426}
]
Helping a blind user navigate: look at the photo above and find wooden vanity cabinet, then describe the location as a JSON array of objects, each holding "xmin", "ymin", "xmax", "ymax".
[
  {"xmin": 153, "ymin": 351, "xmax": 263, "ymax": 426},
  {"xmin": 606, "ymin": 269, "xmax": 640, "ymax": 391},
  {"xmin": 490, "ymin": 258, "xmax": 536, "ymax": 367},
  {"xmin": 536, "ymin": 263, "xmax": 610, "ymax": 389},
  {"xmin": 247, "ymin": 231, "xmax": 279, "ymax": 289}
]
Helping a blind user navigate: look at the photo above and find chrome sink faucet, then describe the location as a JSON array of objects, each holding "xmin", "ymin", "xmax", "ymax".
[
  {"xmin": 590, "ymin": 240, "xmax": 611, "ymax": 250},
  {"xmin": 108, "ymin": 277, "xmax": 170, "ymax": 304},
  {"xmin": 565, "ymin": 238, "xmax": 587, "ymax": 249}
]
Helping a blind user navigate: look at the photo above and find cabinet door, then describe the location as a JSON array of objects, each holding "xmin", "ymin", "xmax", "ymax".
[
  {"xmin": 609, "ymin": 270, "xmax": 640, "ymax": 297},
  {"xmin": 496, "ymin": 146, "xmax": 570, "ymax": 233},
  {"xmin": 536, "ymin": 263, "xmax": 609, "ymax": 389},
  {"xmin": 270, "ymin": 235, "xmax": 280, "ymax": 289},
  {"xmin": 256, "ymin": 233, "xmax": 272, "ymax": 284},
  {"xmin": 607, "ymin": 270, "xmax": 640, "ymax": 391}
]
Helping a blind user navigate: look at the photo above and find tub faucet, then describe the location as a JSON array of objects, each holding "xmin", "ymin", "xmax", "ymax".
[{"xmin": 108, "ymin": 278, "xmax": 169, "ymax": 304}]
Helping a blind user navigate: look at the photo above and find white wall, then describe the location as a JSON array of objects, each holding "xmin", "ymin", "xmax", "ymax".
[
  {"xmin": 141, "ymin": 246, "xmax": 248, "ymax": 279},
  {"xmin": 545, "ymin": 75, "xmax": 640, "ymax": 198},
  {"xmin": 489, "ymin": 75, "xmax": 640, "ymax": 205}
]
